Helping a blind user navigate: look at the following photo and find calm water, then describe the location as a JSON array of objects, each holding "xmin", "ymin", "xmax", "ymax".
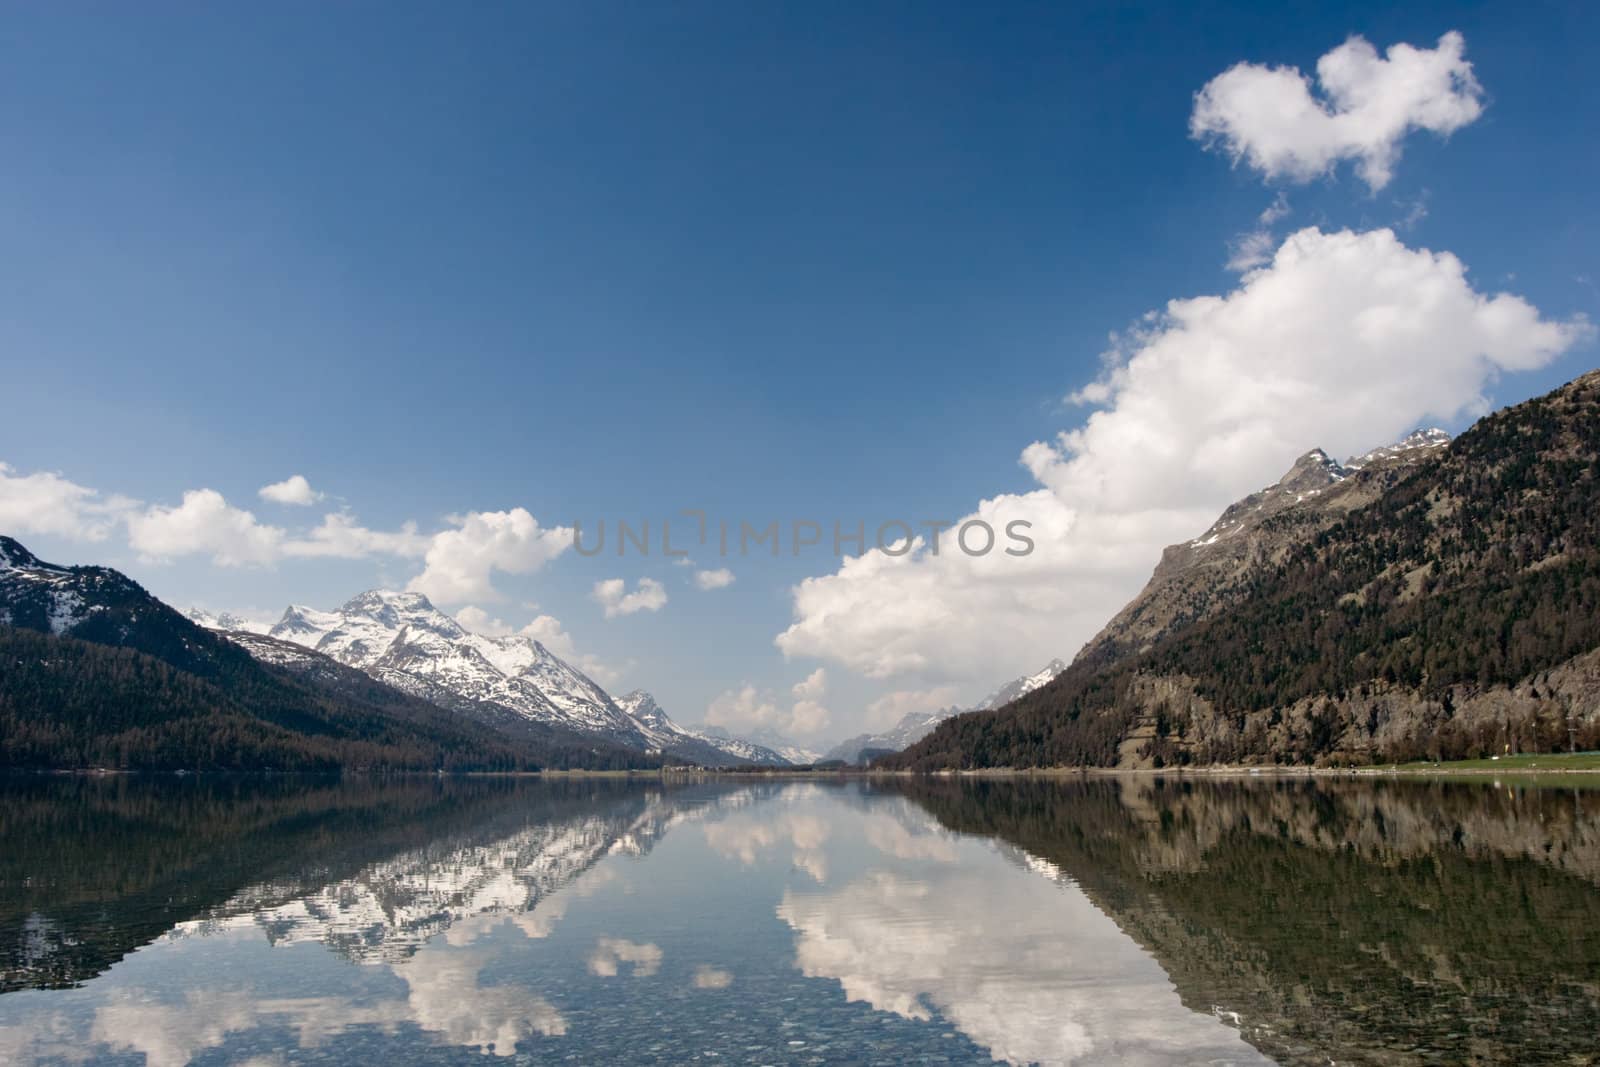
[{"xmin": 1, "ymin": 775, "xmax": 1598, "ymax": 1066}]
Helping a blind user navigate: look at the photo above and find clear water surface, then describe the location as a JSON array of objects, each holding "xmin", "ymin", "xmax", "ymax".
[{"xmin": 1, "ymin": 774, "xmax": 1597, "ymax": 1065}]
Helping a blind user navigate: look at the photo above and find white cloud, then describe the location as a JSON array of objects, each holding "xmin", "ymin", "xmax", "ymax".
[
  {"xmin": 0, "ymin": 462, "xmax": 135, "ymax": 542},
  {"xmin": 283, "ymin": 512, "xmax": 428, "ymax": 559},
  {"xmin": 777, "ymin": 864, "xmax": 1267, "ymax": 1065},
  {"xmin": 706, "ymin": 679, "xmax": 832, "ymax": 739},
  {"xmin": 453, "ymin": 605, "xmax": 514, "ymax": 636},
  {"xmin": 123, "ymin": 490, "xmax": 427, "ymax": 569},
  {"xmin": 1191, "ymin": 32, "xmax": 1484, "ymax": 190},
  {"xmin": 258, "ymin": 474, "xmax": 322, "ymax": 506},
  {"xmin": 592, "ymin": 576, "xmax": 668, "ymax": 618},
  {"xmin": 408, "ymin": 508, "xmax": 574, "ymax": 604},
  {"xmin": 692, "ymin": 965, "xmax": 733, "ymax": 990},
  {"xmin": 864, "ymin": 686, "xmax": 962, "ymax": 731},
  {"xmin": 694, "ymin": 567, "xmax": 735, "ymax": 590},
  {"xmin": 126, "ymin": 489, "xmax": 285, "ymax": 566},
  {"xmin": 792, "ymin": 668, "xmax": 827, "ymax": 701},
  {"xmin": 1225, "ymin": 228, "xmax": 1278, "ymax": 272},
  {"xmin": 705, "ymin": 685, "xmax": 782, "ymax": 735},
  {"xmin": 776, "ymin": 227, "xmax": 1591, "ymax": 687},
  {"xmin": 789, "ymin": 698, "xmax": 832, "ymax": 736},
  {"xmin": 1258, "ymin": 191, "xmax": 1291, "ymax": 225},
  {"xmin": 586, "ymin": 938, "xmax": 662, "ymax": 978}
]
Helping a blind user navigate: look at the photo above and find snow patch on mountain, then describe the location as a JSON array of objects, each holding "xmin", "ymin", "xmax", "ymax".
[
  {"xmin": 185, "ymin": 607, "xmax": 273, "ymax": 634},
  {"xmin": 257, "ymin": 590, "xmax": 653, "ymax": 746},
  {"xmin": 615, "ymin": 690, "xmax": 797, "ymax": 766}
]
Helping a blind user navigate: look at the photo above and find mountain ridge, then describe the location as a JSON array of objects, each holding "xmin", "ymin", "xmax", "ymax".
[
  {"xmin": 887, "ymin": 377, "xmax": 1600, "ymax": 770},
  {"xmin": 1, "ymin": 537, "xmax": 656, "ymax": 771}
]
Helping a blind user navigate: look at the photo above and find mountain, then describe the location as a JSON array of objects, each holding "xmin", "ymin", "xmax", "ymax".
[
  {"xmin": 259, "ymin": 591, "xmax": 654, "ymax": 748},
  {"xmin": 1073, "ymin": 428, "xmax": 1450, "ymax": 669},
  {"xmin": 184, "ymin": 607, "xmax": 271, "ymax": 634},
  {"xmin": 699, "ymin": 725, "xmax": 824, "ymax": 766},
  {"xmin": 825, "ymin": 659, "xmax": 1067, "ymax": 765},
  {"xmin": 887, "ymin": 371, "xmax": 1600, "ymax": 770},
  {"xmin": 615, "ymin": 690, "xmax": 795, "ymax": 766},
  {"xmin": 226, "ymin": 593, "xmax": 780, "ymax": 767},
  {"xmin": 0, "ymin": 537, "xmax": 655, "ymax": 771},
  {"xmin": 975, "ymin": 658, "xmax": 1070, "ymax": 710}
]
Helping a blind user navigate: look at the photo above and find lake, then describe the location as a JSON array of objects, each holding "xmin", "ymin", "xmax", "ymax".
[{"xmin": 1, "ymin": 773, "xmax": 1597, "ymax": 1065}]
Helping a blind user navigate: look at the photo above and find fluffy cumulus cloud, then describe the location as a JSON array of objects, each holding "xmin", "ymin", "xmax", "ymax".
[
  {"xmin": 706, "ymin": 671, "xmax": 832, "ymax": 739},
  {"xmin": 777, "ymin": 227, "xmax": 1591, "ymax": 686},
  {"xmin": 591, "ymin": 576, "xmax": 668, "ymax": 618},
  {"xmin": 258, "ymin": 474, "xmax": 322, "ymax": 506},
  {"xmin": 586, "ymin": 938, "xmax": 662, "ymax": 978},
  {"xmin": 408, "ymin": 509, "xmax": 574, "ymax": 604},
  {"xmin": 864, "ymin": 686, "xmax": 962, "ymax": 731},
  {"xmin": 126, "ymin": 489, "xmax": 286, "ymax": 566},
  {"xmin": 0, "ymin": 462, "xmax": 135, "ymax": 542},
  {"xmin": 1192, "ymin": 32, "xmax": 1484, "ymax": 190},
  {"xmin": 284, "ymin": 512, "xmax": 429, "ymax": 559},
  {"xmin": 777, "ymin": 862, "xmax": 1267, "ymax": 1064},
  {"xmin": 694, "ymin": 567, "xmax": 735, "ymax": 590},
  {"xmin": 0, "ymin": 459, "xmax": 582, "ymax": 611}
]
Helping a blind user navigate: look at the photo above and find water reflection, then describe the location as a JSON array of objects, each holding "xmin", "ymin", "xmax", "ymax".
[
  {"xmin": 1, "ymin": 774, "xmax": 1597, "ymax": 1065},
  {"xmin": 889, "ymin": 775, "xmax": 1600, "ymax": 1065}
]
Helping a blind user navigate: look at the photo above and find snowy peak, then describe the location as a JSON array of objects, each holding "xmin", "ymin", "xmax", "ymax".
[
  {"xmin": 616, "ymin": 690, "xmax": 674, "ymax": 733},
  {"xmin": 615, "ymin": 690, "xmax": 799, "ymax": 766},
  {"xmin": 1344, "ymin": 427, "xmax": 1451, "ymax": 469},
  {"xmin": 0, "ymin": 536, "xmax": 58, "ymax": 573},
  {"xmin": 339, "ymin": 589, "xmax": 454, "ymax": 632},
  {"xmin": 976, "ymin": 658, "xmax": 1068, "ymax": 711},
  {"xmin": 1186, "ymin": 428, "xmax": 1452, "ymax": 553},
  {"xmin": 185, "ymin": 608, "xmax": 271, "ymax": 634},
  {"xmin": 257, "ymin": 591, "xmax": 649, "ymax": 746},
  {"xmin": 1279, "ymin": 448, "xmax": 1349, "ymax": 493}
]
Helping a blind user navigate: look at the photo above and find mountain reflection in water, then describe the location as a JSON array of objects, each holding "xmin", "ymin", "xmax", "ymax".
[{"xmin": 1, "ymin": 773, "xmax": 1596, "ymax": 1065}]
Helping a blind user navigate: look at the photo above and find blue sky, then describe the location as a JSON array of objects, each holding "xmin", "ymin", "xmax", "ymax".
[{"xmin": 2, "ymin": 2, "xmax": 1597, "ymax": 742}]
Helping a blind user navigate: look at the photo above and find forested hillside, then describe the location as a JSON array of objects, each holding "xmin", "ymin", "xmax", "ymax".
[
  {"xmin": 0, "ymin": 538, "xmax": 658, "ymax": 772},
  {"xmin": 888, "ymin": 369, "xmax": 1600, "ymax": 769}
]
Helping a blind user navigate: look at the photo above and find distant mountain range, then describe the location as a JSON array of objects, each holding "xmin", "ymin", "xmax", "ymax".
[
  {"xmin": 1, "ymin": 536, "xmax": 651, "ymax": 772},
  {"xmin": 613, "ymin": 690, "xmax": 795, "ymax": 767},
  {"xmin": 824, "ymin": 659, "xmax": 1067, "ymax": 765},
  {"xmin": 0, "ymin": 537, "xmax": 803, "ymax": 770},
  {"xmin": 889, "ymin": 370, "xmax": 1600, "ymax": 770},
  {"xmin": 198, "ymin": 591, "xmax": 801, "ymax": 768}
]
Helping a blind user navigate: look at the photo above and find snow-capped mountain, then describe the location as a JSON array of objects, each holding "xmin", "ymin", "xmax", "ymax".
[
  {"xmin": 615, "ymin": 690, "xmax": 796, "ymax": 766},
  {"xmin": 1344, "ymin": 427, "xmax": 1451, "ymax": 470},
  {"xmin": 1, "ymin": 535, "xmax": 236, "ymax": 678},
  {"xmin": 253, "ymin": 590, "xmax": 653, "ymax": 747},
  {"xmin": 824, "ymin": 658, "xmax": 1069, "ymax": 764},
  {"xmin": 184, "ymin": 607, "xmax": 272, "ymax": 634},
  {"xmin": 196, "ymin": 590, "xmax": 786, "ymax": 765},
  {"xmin": 1, "ymin": 536, "xmax": 97, "ymax": 634},
  {"xmin": 974, "ymin": 658, "xmax": 1069, "ymax": 711}
]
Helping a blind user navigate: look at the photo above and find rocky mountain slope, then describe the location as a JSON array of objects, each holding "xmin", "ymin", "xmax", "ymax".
[
  {"xmin": 825, "ymin": 659, "xmax": 1067, "ymax": 764},
  {"xmin": 888, "ymin": 370, "xmax": 1600, "ymax": 769},
  {"xmin": 0, "ymin": 537, "xmax": 654, "ymax": 771},
  {"xmin": 1074, "ymin": 430, "xmax": 1450, "ymax": 669}
]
